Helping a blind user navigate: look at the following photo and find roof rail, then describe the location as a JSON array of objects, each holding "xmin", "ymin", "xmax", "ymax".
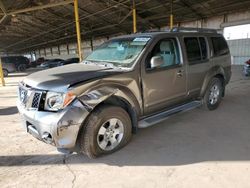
[{"xmin": 171, "ymin": 27, "xmax": 217, "ymax": 33}]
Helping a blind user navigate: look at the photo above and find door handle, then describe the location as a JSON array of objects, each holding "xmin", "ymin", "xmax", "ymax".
[{"xmin": 177, "ymin": 70, "xmax": 184, "ymax": 77}]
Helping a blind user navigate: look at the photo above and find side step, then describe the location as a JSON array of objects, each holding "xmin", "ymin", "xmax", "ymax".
[{"xmin": 138, "ymin": 101, "xmax": 201, "ymax": 128}]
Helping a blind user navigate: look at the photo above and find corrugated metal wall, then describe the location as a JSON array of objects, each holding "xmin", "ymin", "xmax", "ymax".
[{"xmin": 227, "ymin": 39, "xmax": 250, "ymax": 65}]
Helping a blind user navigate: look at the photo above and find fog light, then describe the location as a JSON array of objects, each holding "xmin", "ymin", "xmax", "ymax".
[{"xmin": 42, "ymin": 132, "xmax": 53, "ymax": 144}]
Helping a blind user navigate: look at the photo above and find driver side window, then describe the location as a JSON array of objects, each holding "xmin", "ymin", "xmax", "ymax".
[{"xmin": 147, "ymin": 39, "xmax": 180, "ymax": 69}]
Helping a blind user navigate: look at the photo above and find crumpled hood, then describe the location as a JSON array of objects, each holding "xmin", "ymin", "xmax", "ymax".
[{"xmin": 23, "ymin": 63, "xmax": 121, "ymax": 91}]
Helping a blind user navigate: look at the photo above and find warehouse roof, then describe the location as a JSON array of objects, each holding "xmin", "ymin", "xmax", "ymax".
[{"xmin": 0, "ymin": 0, "xmax": 249, "ymax": 53}]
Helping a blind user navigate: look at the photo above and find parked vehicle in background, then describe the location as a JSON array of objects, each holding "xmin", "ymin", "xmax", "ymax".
[
  {"xmin": 29, "ymin": 57, "xmax": 46, "ymax": 68},
  {"xmin": 40, "ymin": 59, "xmax": 64, "ymax": 69},
  {"xmin": 1, "ymin": 56, "xmax": 29, "ymax": 72},
  {"xmin": 59, "ymin": 58, "xmax": 79, "ymax": 66},
  {"xmin": 17, "ymin": 28, "xmax": 231, "ymax": 158},
  {"xmin": 243, "ymin": 59, "xmax": 250, "ymax": 76},
  {"xmin": 2, "ymin": 56, "xmax": 29, "ymax": 72},
  {"xmin": 1, "ymin": 58, "xmax": 16, "ymax": 77}
]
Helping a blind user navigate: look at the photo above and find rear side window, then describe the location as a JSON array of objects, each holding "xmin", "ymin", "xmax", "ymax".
[
  {"xmin": 211, "ymin": 37, "xmax": 229, "ymax": 57},
  {"xmin": 184, "ymin": 37, "xmax": 208, "ymax": 64},
  {"xmin": 184, "ymin": 38, "xmax": 201, "ymax": 62}
]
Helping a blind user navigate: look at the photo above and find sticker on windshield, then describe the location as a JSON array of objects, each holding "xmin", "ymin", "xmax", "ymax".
[{"xmin": 133, "ymin": 37, "xmax": 151, "ymax": 42}]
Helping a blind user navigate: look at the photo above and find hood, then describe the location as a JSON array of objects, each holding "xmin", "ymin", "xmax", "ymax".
[{"xmin": 23, "ymin": 63, "xmax": 121, "ymax": 92}]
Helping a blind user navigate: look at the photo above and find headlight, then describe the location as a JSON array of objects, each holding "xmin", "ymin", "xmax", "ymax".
[{"xmin": 44, "ymin": 91, "xmax": 76, "ymax": 111}]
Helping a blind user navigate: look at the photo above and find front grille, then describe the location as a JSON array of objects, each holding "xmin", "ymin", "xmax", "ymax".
[
  {"xmin": 18, "ymin": 84, "xmax": 43, "ymax": 110},
  {"xmin": 31, "ymin": 92, "xmax": 42, "ymax": 108}
]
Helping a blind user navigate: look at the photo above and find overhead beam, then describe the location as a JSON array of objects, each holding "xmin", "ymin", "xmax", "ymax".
[
  {"xmin": 109, "ymin": 0, "xmax": 159, "ymax": 29},
  {"xmin": 178, "ymin": 0, "xmax": 204, "ymax": 19},
  {"xmin": 0, "ymin": 0, "xmax": 7, "ymax": 24},
  {"xmin": 2, "ymin": 0, "xmax": 132, "ymax": 50},
  {"xmin": 6, "ymin": 0, "xmax": 74, "ymax": 15},
  {"xmin": 0, "ymin": 0, "xmax": 6, "ymax": 13}
]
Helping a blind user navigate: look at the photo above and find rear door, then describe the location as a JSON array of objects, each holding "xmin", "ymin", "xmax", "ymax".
[
  {"xmin": 142, "ymin": 37, "xmax": 187, "ymax": 115},
  {"xmin": 183, "ymin": 36, "xmax": 211, "ymax": 97}
]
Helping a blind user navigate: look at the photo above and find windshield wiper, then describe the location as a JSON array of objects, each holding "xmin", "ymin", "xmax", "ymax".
[{"xmin": 83, "ymin": 60, "xmax": 130, "ymax": 71}]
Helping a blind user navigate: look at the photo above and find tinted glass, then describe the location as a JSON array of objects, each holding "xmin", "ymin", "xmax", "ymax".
[
  {"xmin": 199, "ymin": 37, "xmax": 207, "ymax": 60},
  {"xmin": 148, "ymin": 39, "xmax": 180, "ymax": 69},
  {"xmin": 211, "ymin": 37, "xmax": 229, "ymax": 56},
  {"xmin": 184, "ymin": 38, "xmax": 201, "ymax": 62}
]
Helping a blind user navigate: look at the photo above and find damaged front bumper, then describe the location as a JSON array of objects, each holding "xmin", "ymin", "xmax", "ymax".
[{"xmin": 17, "ymin": 99, "xmax": 89, "ymax": 150}]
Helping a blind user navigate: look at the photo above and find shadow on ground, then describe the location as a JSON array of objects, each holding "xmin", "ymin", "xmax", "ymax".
[
  {"xmin": 0, "ymin": 106, "xmax": 18, "ymax": 115},
  {"xmin": 1, "ymin": 100, "xmax": 250, "ymax": 167}
]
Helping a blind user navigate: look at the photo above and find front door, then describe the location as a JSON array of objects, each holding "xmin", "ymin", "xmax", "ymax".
[{"xmin": 142, "ymin": 37, "xmax": 187, "ymax": 115}]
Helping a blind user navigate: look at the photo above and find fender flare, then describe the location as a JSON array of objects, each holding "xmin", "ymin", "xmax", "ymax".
[
  {"xmin": 200, "ymin": 66, "xmax": 226, "ymax": 97},
  {"xmin": 78, "ymin": 85, "xmax": 141, "ymax": 132}
]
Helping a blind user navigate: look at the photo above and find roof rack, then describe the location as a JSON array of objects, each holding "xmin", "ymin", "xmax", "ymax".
[{"xmin": 171, "ymin": 27, "xmax": 217, "ymax": 33}]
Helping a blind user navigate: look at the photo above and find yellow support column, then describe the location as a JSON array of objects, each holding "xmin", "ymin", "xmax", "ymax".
[
  {"xmin": 0, "ymin": 58, "xmax": 5, "ymax": 86},
  {"xmin": 170, "ymin": 14, "xmax": 174, "ymax": 29},
  {"xmin": 170, "ymin": 0, "xmax": 174, "ymax": 29},
  {"xmin": 74, "ymin": 0, "xmax": 83, "ymax": 62},
  {"xmin": 132, "ymin": 0, "xmax": 137, "ymax": 33}
]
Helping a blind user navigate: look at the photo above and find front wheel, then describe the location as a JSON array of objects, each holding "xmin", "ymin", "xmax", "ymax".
[
  {"xmin": 79, "ymin": 105, "xmax": 132, "ymax": 158},
  {"xmin": 3, "ymin": 69, "xmax": 8, "ymax": 77},
  {"xmin": 203, "ymin": 77, "xmax": 223, "ymax": 110}
]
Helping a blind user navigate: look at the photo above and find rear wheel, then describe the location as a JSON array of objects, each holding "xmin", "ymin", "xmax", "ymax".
[
  {"xmin": 17, "ymin": 64, "xmax": 26, "ymax": 72},
  {"xmin": 3, "ymin": 69, "xmax": 8, "ymax": 77},
  {"xmin": 79, "ymin": 105, "xmax": 132, "ymax": 158},
  {"xmin": 203, "ymin": 77, "xmax": 223, "ymax": 110}
]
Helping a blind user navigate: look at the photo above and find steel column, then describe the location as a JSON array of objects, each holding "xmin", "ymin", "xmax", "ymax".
[
  {"xmin": 132, "ymin": 0, "xmax": 137, "ymax": 33},
  {"xmin": 170, "ymin": 0, "xmax": 174, "ymax": 29},
  {"xmin": 0, "ymin": 58, "xmax": 5, "ymax": 86},
  {"xmin": 74, "ymin": 0, "xmax": 83, "ymax": 62}
]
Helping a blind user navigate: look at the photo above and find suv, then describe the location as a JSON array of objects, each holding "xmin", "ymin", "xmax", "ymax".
[
  {"xmin": 1, "ymin": 56, "xmax": 29, "ymax": 74},
  {"xmin": 1, "ymin": 58, "xmax": 16, "ymax": 77},
  {"xmin": 17, "ymin": 28, "xmax": 231, "ymax": 158}
]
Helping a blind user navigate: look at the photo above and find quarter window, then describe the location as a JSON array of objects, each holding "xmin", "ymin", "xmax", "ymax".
[{"xmin": 211, "ymin": 37, "xmax": 229, "ymax": 56}]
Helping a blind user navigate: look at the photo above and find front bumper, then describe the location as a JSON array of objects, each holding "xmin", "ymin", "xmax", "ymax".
[{"xmin": 17, "ymin": 99, "xmax": 89, "ymax": 150}]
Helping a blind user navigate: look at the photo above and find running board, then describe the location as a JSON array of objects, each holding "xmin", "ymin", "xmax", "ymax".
[{"xmin": 138, "ymin": 101, "xmax": 201, "ymax": 128}]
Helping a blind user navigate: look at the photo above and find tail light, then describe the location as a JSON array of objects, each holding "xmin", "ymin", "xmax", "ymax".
[{"xmin": 246, "ymin": 60, "xmax": 250, "ymax": 65}]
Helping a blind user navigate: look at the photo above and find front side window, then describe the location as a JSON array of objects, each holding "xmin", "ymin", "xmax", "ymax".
[
  {"xmin": 147, "ymin": 38, "xmax": 180, "ymax": 69},
  {"xmin": 85, "ymin": 37, "xmax": 151, "ymax": 68},
  {"xmin": 211, "ymin": 37, "xmax": 229, "ymax": 57}
]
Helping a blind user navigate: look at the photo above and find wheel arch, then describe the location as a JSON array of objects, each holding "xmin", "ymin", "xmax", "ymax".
[
  {"xmin": 200, "ymin": 66, "xmax": 226, "ymax": 97},
  {"xmin": 75, "ymin": 88, "xmax": 139, "ymax": 151}
]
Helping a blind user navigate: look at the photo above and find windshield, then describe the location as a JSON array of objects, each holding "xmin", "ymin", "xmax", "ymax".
[{"xmin": 85, "ymin": 37, "xmax": 151, "ymax": 68}]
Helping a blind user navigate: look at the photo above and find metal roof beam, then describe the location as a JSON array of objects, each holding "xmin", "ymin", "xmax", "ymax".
[
  {"xmin": 3, "ymin": 0, "xmax": 132, "ymax": 50},
  {"xmin": 178, "ymin": 0, "xmax": 204, "ymax": 19},
  {"xmin": 0, "ymin": 0, "xmax": 7, "ymax": 24},
  {"xmin": 109, "ymin": 0, "xmax": 160, "ymax": 28},
  {"xmin": 6, "ymin": 0, "xmax": 74, "ymax": 15}
]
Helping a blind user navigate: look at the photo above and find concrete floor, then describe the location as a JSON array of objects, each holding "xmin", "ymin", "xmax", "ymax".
[{"xmin": 0, "ymin": 66, "xmax": 250, "ymax": 188}]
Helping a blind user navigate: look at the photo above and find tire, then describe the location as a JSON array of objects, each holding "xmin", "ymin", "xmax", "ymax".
[
  {"xmin": 17, "ymin": 64, "xmax": 26, "ymax": 72},
  {"xmin": 79, "ymin": 105, "xmax": 132, "ymax": 158},
  {"xmin": 3, "ymin": 69, "xmax": 8, "ymax": 77},
  {"xmin": 203, "ymin": 77, "xmax": 223, "ymax": 110}
]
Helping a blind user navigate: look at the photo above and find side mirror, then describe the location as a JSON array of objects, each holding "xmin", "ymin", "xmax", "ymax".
[{"xmin": 150, "ymin": 56, "xmax": 164, "ymax": 68}]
